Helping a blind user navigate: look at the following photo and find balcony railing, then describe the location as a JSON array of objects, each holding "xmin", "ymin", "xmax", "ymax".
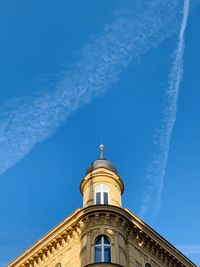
[{"xmin": 84, "ymin": 263, "xmax": 124, "ymax": 267}]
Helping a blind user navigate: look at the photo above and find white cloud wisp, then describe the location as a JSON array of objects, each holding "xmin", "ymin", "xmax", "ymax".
[
  {"xmin": 139, "ymin": 0, "xmax": 190, "ymax": 219},
  {"xmin": 0, "ymin": 1, "xmax": 182, "ymax": 177},
  {"xmin": 178, "ymin": 245, "xmax": 200, "ymax": 256}
]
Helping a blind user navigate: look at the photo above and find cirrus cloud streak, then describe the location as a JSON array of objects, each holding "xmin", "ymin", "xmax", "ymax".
[
  {"xmin": 0, "ymin": 1, "xmax": 182, "ymax": 177},
  {"xmin": 139, "ymin": 0, "xmax": 190, "ymax": 219}
]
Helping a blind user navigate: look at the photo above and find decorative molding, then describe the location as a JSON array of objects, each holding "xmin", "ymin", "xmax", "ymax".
[{"xmin": 8, "ymin": 206, "xmax": 196, "ymax": 267}]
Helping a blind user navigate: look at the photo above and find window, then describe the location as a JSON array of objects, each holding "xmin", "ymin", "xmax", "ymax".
[
  {"xmin": 55, "ymin": 264, "xmax": 61, "ymax": 267},
  {"xmin": 145, "ymin": 264, "xmax": 151, "ymax": 267},
  {"xmin": 95, "ymin": 184, "xmax": 109, "ymax": 205},
  {"xmin": 95, "ymin": 235, "xmax": 111, "ymax": 263}
]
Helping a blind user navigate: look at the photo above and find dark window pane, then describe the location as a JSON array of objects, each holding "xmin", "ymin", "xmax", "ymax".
[
  {"xmin": 96, "ymin": 192, "xmax": 101, "ymax": 204},
  {"xmin": 96, "ymin": 236, "xmax": 102, "ymax": 245},
  {"xmin": 104, "ymin": 237, "xmax": 110, "ymax": 244},
  {"xmin": 95, "ymin": 246, "xmax": 102, "ymax": 262},
  {"xmin": 104, "ymin": 246, "xmax": 111, "ymax": 262},
  {"xmin": 103, "ymin": 192, "xmax": 108, "ymax": 204}
]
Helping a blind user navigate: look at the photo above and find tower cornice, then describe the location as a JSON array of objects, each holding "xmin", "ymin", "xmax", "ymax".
[{"xmin": 80, "ymin": 168, "xmax": 124, "ymax": 195}]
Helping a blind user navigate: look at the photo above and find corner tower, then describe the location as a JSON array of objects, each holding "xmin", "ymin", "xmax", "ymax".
[
  {"xmin": 7, "ymin": 146, "xmax": 197, "ymax": 267},
  {"xmin": 80, "ymin": 144, "xmax": 124, "ymax": 208}
]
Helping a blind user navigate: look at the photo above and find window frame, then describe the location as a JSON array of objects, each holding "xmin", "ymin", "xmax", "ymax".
[
  {"xmin": 95, "ymin": 184, "xmax": 109, "ymax": 205},
  {"xmin": 94, "ymin": 235, "xmax": 111, "ymax": 263}
]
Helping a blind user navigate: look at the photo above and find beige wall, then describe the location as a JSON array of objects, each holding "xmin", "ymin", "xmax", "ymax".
[
  {"xmin": 80, "ymin": 168, "xmax": 124, "ymax": 208},
  {"xmin": 30, "ymin": 236, "xmax": 80, "ymax": 267},
  {"xmin": 80, "ymin": 226, "xmax": 127, "ymax": 267}
]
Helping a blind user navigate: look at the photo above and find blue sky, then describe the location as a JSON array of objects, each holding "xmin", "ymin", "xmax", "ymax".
[{"xmin": 1, "ymin": 0, "xmax": 200, "ymax": 266}]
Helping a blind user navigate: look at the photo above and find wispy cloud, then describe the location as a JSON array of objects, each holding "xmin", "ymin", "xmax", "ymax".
[
  {"xmin": 178, "ymin": 245, "xmax": 200, "ymax": 266},
  {"xmin": 139, "ymin": 0, "xmax": 190, "ymax": 219},
  {"xmin": 0, "ymin": 1, "xmax": 181, "ymax": 177},
  {"xmin": 178, "ymin": 245, "xmax": 200, "ymax": 255}
]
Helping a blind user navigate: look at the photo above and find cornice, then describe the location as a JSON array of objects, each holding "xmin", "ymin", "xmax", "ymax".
[
  {"xmin": 80, "ymin": 167, "xmax": 124, "ymax": 194},
  {"xmin": 7, "ymin": 205, "xmax": 197, "ymax": 267},
  {"xmin": 78, "ymin": 206, "xmax": 197, "ymax": 267},
  {"xmin": 7, "ymin": 208, "xmax": 81, "ymax": 267},
  {"xmin": 124, "ymin": 208, "xmax": 196, "ymax": 267}
]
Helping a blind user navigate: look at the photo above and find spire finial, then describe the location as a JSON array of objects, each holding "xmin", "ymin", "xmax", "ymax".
[{"xmin": 100, "ymin": 144, "xmax": 104, "ymax": 159}]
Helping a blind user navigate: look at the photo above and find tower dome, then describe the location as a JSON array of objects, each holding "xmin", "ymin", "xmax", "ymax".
[
  {"xmin": 86, "ymin": 158, "xmax": 118, "ymax": 175},
  {"xmin": 86, "ymin": 144, "xmax": 118, "ymax": 175}
]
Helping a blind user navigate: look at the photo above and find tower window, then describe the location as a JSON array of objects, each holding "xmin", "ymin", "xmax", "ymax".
[
  {"xmin": 145, "ymin": 264, "xmax": 151, "ymax": 267},
  {"xmin": 95, "ymin": 184, "xmax": 109, "ymax": 205},
  {"xmin": 95, "ymin": 235, "xmax": 111, "ymax": 263}
]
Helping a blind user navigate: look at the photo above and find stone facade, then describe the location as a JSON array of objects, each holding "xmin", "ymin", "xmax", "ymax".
[{"xmin": 7, "ymin": 154, "xmax": 197, "ymax": 267}]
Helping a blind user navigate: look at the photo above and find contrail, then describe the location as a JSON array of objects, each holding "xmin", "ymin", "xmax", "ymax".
[
  {"xmin": 0, "ymin": 1, "xmax": 181, "ymax": 177},
  {"xmin": 139, "ymin": 0, "xmax": 190, "ymax": 219}
]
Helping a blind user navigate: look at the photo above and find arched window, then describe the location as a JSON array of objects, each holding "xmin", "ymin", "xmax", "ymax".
[
  {"xmin": 55, "ymin": 264, "xmax": 61, "ymax": 267},
  {"xmin": 95, "ymin": 184, "xmax": 109, "ymax": 205},
  {"xmin": 145, "ymin": 264, "xmax": 151, "ymax": 267},
  {"xmin": 95, "ymin": 235, "xmax": 111, "ymax": 262}
]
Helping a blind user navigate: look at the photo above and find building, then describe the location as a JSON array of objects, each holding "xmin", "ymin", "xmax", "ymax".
[{"xmin": 7, "ymin": 145, "xmax": 196, "ymax": 267}]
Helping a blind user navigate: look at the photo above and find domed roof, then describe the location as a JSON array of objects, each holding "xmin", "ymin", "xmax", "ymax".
[
  {"xmin": 86, "ymin": 144, "xmax": 118, "ymax": 175},
  {"xmin": 86, "ymin": 158, "xmax": 118, "ymax": 175}
]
